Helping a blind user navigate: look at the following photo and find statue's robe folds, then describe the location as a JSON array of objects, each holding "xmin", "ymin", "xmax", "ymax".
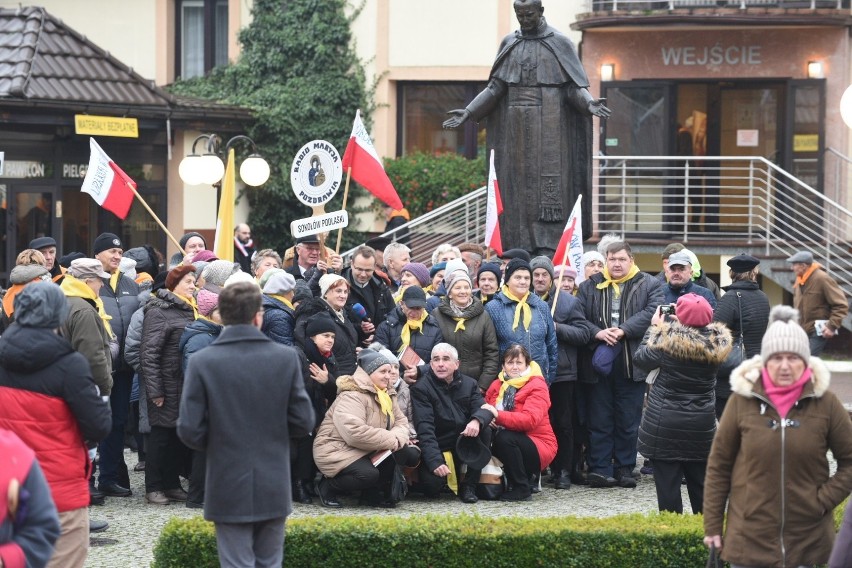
[{"xmin": 467, "ymin": 19, "xmax": 593, "ymax": 255}]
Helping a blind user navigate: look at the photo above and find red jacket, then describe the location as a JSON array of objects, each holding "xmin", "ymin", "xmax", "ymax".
[{"xmin": 485, "ymin": 375, "xmax": 557, "ymax": 469}]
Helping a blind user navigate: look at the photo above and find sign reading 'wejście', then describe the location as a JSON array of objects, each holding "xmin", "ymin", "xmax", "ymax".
[{"xmin": 75, "ymin": 115, "xmax": 139, "ymax": 138}]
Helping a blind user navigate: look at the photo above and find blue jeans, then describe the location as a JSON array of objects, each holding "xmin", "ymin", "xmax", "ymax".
[
  {"xmin": 809, "ymin": 334, "xmax": 827, "ymax": 356},
  {"xmin": 98, "ymin": 368, "xmax": 132, "ymax": 487},
  {"xmin": 585, "ymin": 373, "xmax": 646, "ymax": 476}
]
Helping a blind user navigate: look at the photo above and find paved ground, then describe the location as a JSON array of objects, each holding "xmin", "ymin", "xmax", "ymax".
[{"xmin": 84, "ymin": 360, "xmax": 852, "ymax": 567}]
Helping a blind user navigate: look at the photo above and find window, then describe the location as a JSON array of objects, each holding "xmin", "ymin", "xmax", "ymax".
[
  {"xmin": 177, "ymin": 0, "xmax": 229, "ymax": 79},
  {"xmin": 397, "ymin": 82, "xmax": 486, "ymax": 159}
]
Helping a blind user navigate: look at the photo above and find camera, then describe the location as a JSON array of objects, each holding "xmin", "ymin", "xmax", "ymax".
[{"xmin": 660, "ymin": 304, "xmax": 676, "ymax": 316}]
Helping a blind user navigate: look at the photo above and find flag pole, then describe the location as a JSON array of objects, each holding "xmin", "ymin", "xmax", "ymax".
[
  {"xmin": 126, "ymin": 182, "xmax": 186, "ymax": 256},
  {"xmin": 334, "ymin": 166, "xmax": 353, "ymax": 254},
  {"xmin": 551, "ymin": 243, "xmax": 572, "ymax": 317}
]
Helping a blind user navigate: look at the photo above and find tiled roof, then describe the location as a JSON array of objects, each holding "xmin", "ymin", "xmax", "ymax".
[{"xmin": 0, "ymin": 6, "xmax": 250, "ymax": 119}]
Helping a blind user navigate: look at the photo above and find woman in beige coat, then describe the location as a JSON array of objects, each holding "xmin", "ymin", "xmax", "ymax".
[{"xmin": 313, "ymin": 349, "xmax": 420, "ymax": 509}]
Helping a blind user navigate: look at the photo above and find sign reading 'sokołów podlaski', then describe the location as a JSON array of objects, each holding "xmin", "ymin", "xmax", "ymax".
[
  {"xmin": 291, "ymin": 210, "xmax": 349, "ymax": 239},
  {"xmin": 290, "ymin": 140, "xmax": 343, "ymax": 207}
]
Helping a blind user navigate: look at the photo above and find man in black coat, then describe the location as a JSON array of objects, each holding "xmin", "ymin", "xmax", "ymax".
[
  {"xmin": 178, "ymin": 282, "xmax": 314, "ymax": 568},
  {"xmin": 343, "ymin": 245, "xmax": 395, "ymax": 330},
  {"xmin": 411, "ymin": 343, "xmax": 494, "ymax": 504}
]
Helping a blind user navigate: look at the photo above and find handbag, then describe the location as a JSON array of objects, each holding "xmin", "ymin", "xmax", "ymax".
[
  {"xmin": 389, "ymin": 463, "xmax": 408, "ymax": 503},
  {"xmin": 705, "ymin": 544, "xmax": 723, "ymax": 568},
  {"xmin": 475, "ymin": 456, "xmax": 506, "ymax": 500},
  {"xmin": 717, "ymin": 292, "xmax": 746, "ymax": 379}
]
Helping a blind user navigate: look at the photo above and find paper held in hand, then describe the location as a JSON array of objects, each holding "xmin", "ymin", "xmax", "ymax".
[
  {"xmin": 370, "ymin": 449, "xmax": 392, "ymax": 467},
  {"xmin": 814, "ymin": 319, "xmax": 829, "ymax": 337}
]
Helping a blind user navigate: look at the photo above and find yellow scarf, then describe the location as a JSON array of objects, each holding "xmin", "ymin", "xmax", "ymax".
[
  {"xmin": 376, "ymin": 387, "xmax": 394, "ymax": 425},
  {"xmin": 441, "ymin": 451, "xmax": 458, "ymax": 495},
  {"xmin": 269, "ymin": 293, "xmax": 294, "ymax": 310},
  {"xmin": 60, "ymin": 275, "xmax": 114, "ymax": 338},
  {"xmin": 400, "ymin": 310, "xmax": 428, "ymax": 350},
  {"xmin": 496, "ymin": 361, "xmax": 542, "ymax": 408},
  {"xmin": 109, "ymin": 270, "xmax": 120, "ymax": 293},
  {"xmin": 501, "ymin": 285, "xmax": 532, "ymax": 331},
  {"xmin": 596, "ymin": 264, "xmax": 641, "ymax": 298},
  {"xmin": 393, "ymin": 285, "xmax": 408, "ymax": 305},
  {"xmin": 453, "ymin": 318, "xmax": 465, "ymax": 332},
  {"xmin": 796, "ymin": 262, "xmax": 821, "ymax": 287},
  {"xmin": 175, "ymin": 293, "xmax": 200, "ymax": 320}
]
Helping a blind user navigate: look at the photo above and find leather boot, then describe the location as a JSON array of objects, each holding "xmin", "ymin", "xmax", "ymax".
[
  {"xmin": 554, "ymin": 469, "xmax": 572, "ymax": 490},
  {"xmin": 292, "ymin": 480, "xmax": 312, "ymax": 504},
  {"xmin": 459, "ymin": 484, "xmax": 478, "ymax": 504}
]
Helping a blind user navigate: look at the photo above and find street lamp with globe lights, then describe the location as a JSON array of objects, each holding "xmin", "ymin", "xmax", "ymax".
[{"xmin": 178, "ymin": 134, "xmax": 270, "ymax": 187}]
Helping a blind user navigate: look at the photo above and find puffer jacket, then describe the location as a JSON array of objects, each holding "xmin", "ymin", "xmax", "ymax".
[
  {"xmin": 0, "ymin": 325, "xmax": 111, "ymax": 512},
  {"xmin": 373, "ymin": 306, "xmax": 444, "ymax": 366},
  {"xmin": 410, "ymin": 368, "xmax": 494, "ymax": 472},
  {"xmin": 712, "ymin": 280, "xmax": 770, "ymax": 399},
  {"xmin": 179, "ymin": 318, "xmax": 223, "ymax": 372},
  {"xmin": 261, "ymin": 294, "xmax": 296, "ymax": 346},
  {"xmin": 99, "ymin": 272, "xmax": 140, "ymax": 370},
  {"xmin": 703, "ymin": 356, "xmax": 852, "ymax": 568},
  {"xmin": 544, "ymin": 287, "xmax": 591, "ymax": 383},
  {"xmin": 577, "ymin": 270, "xmax": 664, "ymax": 382},
  {"xmin": 312, "ymin": 368, "xmax": 409, "ymax": 478},
  {"xmin": 294, "ymin": 298, "xmax": 364, "ymax": 376},
  {"xmin": 124, "ymin": 292, "xmax": 153, "ymax": 433},
  {"xmin": 634, "ymin": 321, "xmax": 732, "ymax": 461},
  {"xmin": 485, "ymin": 290, "xmax": 558, "ymax": 384},
  {"xmin": 432, "ymin": 298, "xmax": 500, "ymax": 390},
  {"xmin": 485, "ymin": 374, "xmax": 557, "ymax": 470},
  {"xmin": 139, "ymin": 289, "xmax": 195, "ymax": 428},
  {"xmin": 393, "ymin": 377, "xmax": 416, "ymax": 438}
]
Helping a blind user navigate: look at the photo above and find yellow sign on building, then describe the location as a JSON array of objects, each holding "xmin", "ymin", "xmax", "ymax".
[
  {"xmin": 74, "ymin": 115, "xmax": 139, "ymax": 138},
  {"xmin": 793, "ymin": 134, "xmax": 819, "ymax": 153}
]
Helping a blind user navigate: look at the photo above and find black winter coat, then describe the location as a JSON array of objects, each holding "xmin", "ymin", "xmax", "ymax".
[
  {"xmin": 634, "ymin": 321, "xmax": 732, "ymax": 461},
  {"xmin": 298, "ymin": 338, "xmax": 338, "ymax": 430},
  {"xmin": 293, "ymin": 298, "xmax": 364, "ymax": 376},
  {"xmin": 343, "ymin": 269, "xmax": 395, "ymax": 327},
  {"xmin": 374, "ymin": 306, "xmax": 444, "ymax": 367},
  {"xmin": 712, "ymin": 280, "xmax": 770, "ymax": 399},
  {"xmin": 99, "ymin": 272, "xmax": 140, "ymax": 370},
  {"xmin": 432, "ymin": 298, "xmax": 500, "ymax": 390},
  {"xmin": 577, "ymin": 271, "xmax": 664, "ymax": 382},
  {"xmin": 140, "ymin": 289, "xmax": 195, "ymax": 427},
  {"xmin": 544, "ymin": 287, "xmax": 591, "ymax": 383},
  {"xmin": 410, "ymin": 369, "xmax": 493, "ymax": 472}
]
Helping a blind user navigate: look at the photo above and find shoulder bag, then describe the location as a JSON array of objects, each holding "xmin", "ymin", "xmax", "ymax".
[{"xmin": 717, "ymin": 292, "xmax": 746, "ymax": 379}]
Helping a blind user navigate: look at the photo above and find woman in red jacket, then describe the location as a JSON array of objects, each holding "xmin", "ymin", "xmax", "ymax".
[{"xmin": 483, "ymin": 344, "xmax": 557, "ymax": 501}]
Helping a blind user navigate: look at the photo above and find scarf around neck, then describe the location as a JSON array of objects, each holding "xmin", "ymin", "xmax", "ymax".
[
  {"xmin": 376, "ymin": 387, "xmax": 394, "ymax": 425},
  {"xmin": 496, "ymin": 360, "xmax": 543, "ymax": 410},
  {"xmin": 795, "ymin": 262, "xmax": 821, "ymax": 287},
  {"xmin": 761, "ymin": 367, "xmax": 812, "ymax": 419},
  {"xmin": 501, "ymin": 284, "xmax": 532, "ymax": 331},
  {"xmin": 450, "ymin": 297, "xmax": 474, "ymax": 332},
  {"xmin": 175, "ymin": 293, "xmax": 200, "ymax": 320},
  {"xmin": 400, "ymin": 310, "xmax": 428, "ymax": 350},
  {"xmin": 269, "ymin": 293, "xmax": 294, "ymax": 310},
  {"xmin": 61, "ymin": 275, "xmax": 114, "ymax": 337},
  {"xmin": 596, "ymin": 264, "xmax": 641, "ymax": 298}
]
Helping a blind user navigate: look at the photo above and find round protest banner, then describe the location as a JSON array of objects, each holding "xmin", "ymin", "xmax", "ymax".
[{"xmin": 290, "ymin": 140, "xmax": 343, "ymax": 208}]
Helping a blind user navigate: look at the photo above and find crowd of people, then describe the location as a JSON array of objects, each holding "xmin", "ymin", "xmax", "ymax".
[{"xmin": 1, "ymin": 223, "xmax": 852, "ymax": 567}]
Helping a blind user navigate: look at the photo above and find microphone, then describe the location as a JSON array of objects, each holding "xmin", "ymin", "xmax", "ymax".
[{"xmin": 351, "ymin": 303, "xmax": 369, "ymax": 322}]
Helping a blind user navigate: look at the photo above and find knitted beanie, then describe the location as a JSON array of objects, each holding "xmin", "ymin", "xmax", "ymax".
[
  {"xmin": 367, "ymin": 342, "xmax": 399, "ymax": 365},
  {"xmin": 306, "ymin": 313, "xmax": 337, "ymax": 337},
  {"xmin": 196, "ymin": 288, "xmax": 220, "ymax": 317},
  {"xmin": 553, "ymin": 264, "xmax": 578, "ymax": 279},
  {"xmin": 166, "ymin": 265, "xmax": 196, "ymax": 291},
  {"xmin": 223, "ymin": 271, "xmax": 258, "ymax": 288},
  {"xmin": 761, "ymin": 305, "xmax": 810, "ymax": 365},
  {"xmin": 401, "ymin": 262, "xmax": 430, "ymax": 287},
  {"xmin": 191, "ymin": 250, "xmax": 218, "ymax": 264},
  {"xmin": 503, "ymin": 258, "xmax": 532, "ymax": 284},
  {"xmin": 675, "ymin": 293, "xmax": 713, "ymax": 328},
  {"xmin": 179, "ymin": 232, "xmax": 207, "ymax": 250},
  {"xmin": 93, "ymin": 232, "xmax": 123, "ymax": 255},
  {"xmin": 319, "ymin": 273, "xmax": 348, "ymax": 298},
  {"xmin": 357, "ymin": 348, "xmax": 392, "ymax": 375},
  {"xmin": 202, "ymin": 260, "xmax": 241, "ymax": 287},
  {"xmin": 581, "ymin": 251, "xmax": 605, "ymax": 267},
  {"xmin": 9, "ymin": 264, "xmax": 49, "ymax": 285},
  {"xmin": 477, "ymin": 263, "xmax": 502, "ymax": 284},
  {"xmin": 445, "ymin": 268, "xmax": 472, "ymax": 295},
  {"xmin": 530, "ymin": 255, "xmax": 555, "ymax": 280}
]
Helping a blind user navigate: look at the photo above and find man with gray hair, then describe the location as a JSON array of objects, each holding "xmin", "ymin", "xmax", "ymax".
[
  {"xmin": 383, "ymin": 242, "xmax": 411, "ymax": 292},
  {"xmin": 458, "ymin": 243, "xmax": 485, "ymax": 279},
  {"xmin": 410, "ymin": 343, "xmax": 494, "ymax": 504}
]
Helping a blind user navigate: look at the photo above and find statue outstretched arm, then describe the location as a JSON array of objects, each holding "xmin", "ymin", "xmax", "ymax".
[
  {"xmin": 574, "ymin": 87, "xmax": 611, "ymax": 119},
  {"xmin": 443, "ymin": 79, "xmax": 508, "ymax": 129}
]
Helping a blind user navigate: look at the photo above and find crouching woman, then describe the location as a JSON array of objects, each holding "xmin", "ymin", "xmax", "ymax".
[{"xmin": 313, "ymin": 349, "xmax": 419, "ymax": 508}]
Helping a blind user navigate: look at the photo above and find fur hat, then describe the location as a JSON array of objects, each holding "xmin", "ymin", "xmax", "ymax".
[
  {"xmin": 761, "ymin": 305, "xmax": 810, "ymax": 365},
  {"xmin": 530, "ymin": 255, "xmax": 554, "ymax": 280},
  {"xmin": 306, "ymin": 313, "xmax": 337, "ymax": 337},
  {"xmin": 401, "ymin": 262, "xmax": 430, "ymax": 287},
  {"xmin": 9, "ymin": 264, "xmax": 49, "ymax": 285},
  {"xmin": 675, "ymin": 293, "xmax": 713, "ymax": 328},
  {"xmin": 503, "ymin": 258, "xmax": 532, "ymax": 284},
  {"xmin": 14, "ymin": 283, "xmax": 68, "ymax": 328},
  {"xmin": 196, "ymin": 288, "xmax": 220, "ymax": 317},
  {"xmin": 319, "ymin": 273, "xmax": 348, "ymax": 298},
  {"xmin": 166, "ymin": 265, "xmax": 196, "ymax": 291},
  {"xmin": 357, "ymin": 348, "xmax": 392, "ymax": 375},
  {"xmin": 93, "ymin": 232, "xmax": 123, "ymax": 256}
]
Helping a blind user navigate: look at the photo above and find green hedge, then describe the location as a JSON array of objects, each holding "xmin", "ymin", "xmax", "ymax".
[{"xmin": 153, "ymin": 504, "xmax": 850, "ymax": 568}]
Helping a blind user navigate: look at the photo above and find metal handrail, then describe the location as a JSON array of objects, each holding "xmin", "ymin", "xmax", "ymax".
[{"xmin": 583, "ymin": 0, "xmax": 849, "ymax": 10}]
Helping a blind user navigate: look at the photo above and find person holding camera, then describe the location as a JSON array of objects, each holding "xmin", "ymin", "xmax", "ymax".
[
  {"xmin": 634, "ymin": 293, "xmax": 732, "ymax": 514},
  {"xmin": 660, "ymin": 251, "xmax": 716, "ymax": 309}
]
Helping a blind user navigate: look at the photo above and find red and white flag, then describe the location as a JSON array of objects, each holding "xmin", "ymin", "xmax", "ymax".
[
  {"xmin": 485, "ymin": 149, "xmax": 503, "ymax": 256},
  {"xmin": 552, "ymin": 195, "xmax": 585, "ymax": 282},
  {"xmin": 81, "ymin": 138, "xmax": 135, "ymax": 219},
  {"xmin": 341, "ymin": 110, "xmax": 403, "ymax": 210}
]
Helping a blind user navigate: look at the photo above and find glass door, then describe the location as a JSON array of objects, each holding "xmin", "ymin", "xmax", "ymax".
[{"xmin": 4, "ymin": 185, "xmax": 59, "ymax": 282}]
